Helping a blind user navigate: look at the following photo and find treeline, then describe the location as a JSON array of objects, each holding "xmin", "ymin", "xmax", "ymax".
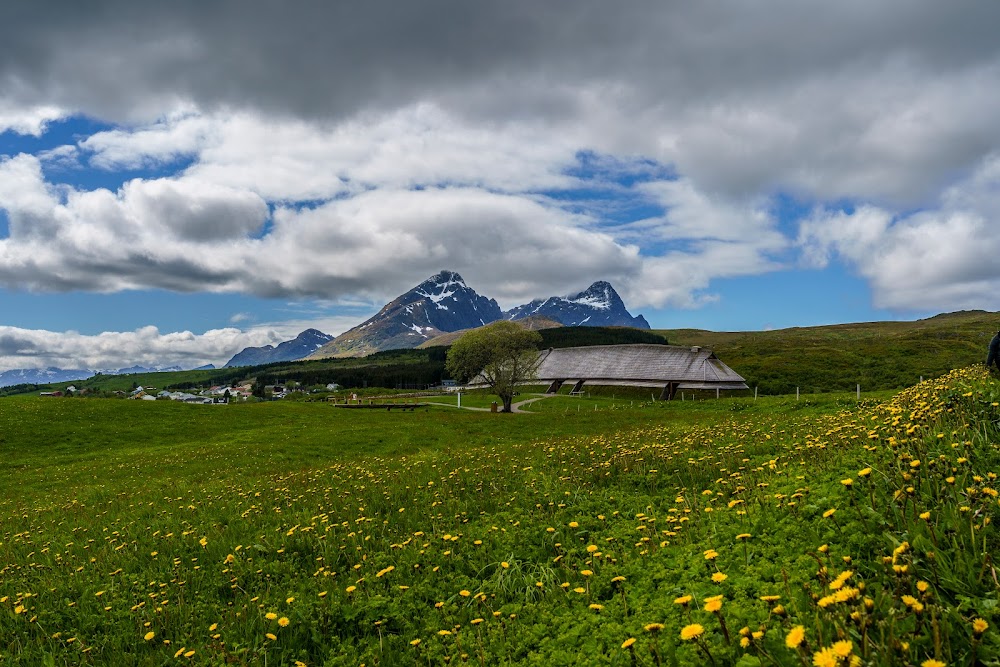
[
  {"xmin": 254, "ymin": 360, "xmax": 448, "ymax": 390},
  {"xmin": 167, "ymin": 348, "xmax": 450, "ymax": 391},
  {"xmin": 537, "ymin": 326, "xmax": 666, "ymax": 348},
  {"xmin": 0, "ymin": 383, "xmax": 43, "ymax": 397}
]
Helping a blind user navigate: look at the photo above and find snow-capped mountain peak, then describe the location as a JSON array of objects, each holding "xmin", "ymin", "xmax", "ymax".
[
  {"xmin": 567, "ymin": 280, "xmax": 614, "ymax": 311},
  {"xmin": 309, "ymin": 270, "xmax": 502, "ymax": 358},
  {"xmin": 505, "ymin": 280, "xmax": 649, "ymax": 329},
  {"xmin": 414, "ymin": 270, "xmax": 468, "ymax": 308}
]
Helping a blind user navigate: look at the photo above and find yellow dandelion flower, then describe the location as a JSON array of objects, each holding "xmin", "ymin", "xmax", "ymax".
[
  {"xmin": 410, "ymin": 639, "xmax": 421, "ymax": 646},
  {"xmin": 786, "ymin": 625, "xmax": 805, "ymax": 648},
  {"xmin": 705, "ymin": 599, "xmax": 723, "ymax": 613},
  {"xmin": 921, "ymin": 660, "xmax": 946, "ymax": 667},
  {"xmin": 143, "ymin": 631, "xmax": 155, "ymax": 641},
  {"xmin": 644, "ymin": 622, "xmax": 665, "ymax": 633},
  {"xmin": 459, "ymin": 590, "xmax": 471, "ymax": 597},
  {"xmin": 831, "ymin": 639, "xmax": 852, "ymax": 658},
  {"xmin": 680, "ymin": 624, "xmax": 704, "ymax": 641},
  {"xmin": 674, "ymin": 595, "xmax": 692, "ymax": 605},
  {"xmin": 973, "ymin": 618, "xmax": 989, "ymax": 634},
  {"xmin": 265, "ymin": 612, "xmax": 277, "ymax": 620},
  {"xmin": 822, "ymin": 509, "xmax": 836, "ymax": 519},
  {"xmin": 812, "ymin": 646, "xmax": 838, "ymax": 667},
  {"xmin": 278, "ymin": 617, "xmax": 289, "ymax": 627},
  {"xmin": 438, "ymin": 630, "xmax": 452, "ymax": 636},
  {"xmin": 712, "ymin": 572, "xmax": 728, "ymax": 583},
  {"xmin": 621, "ymin": 637, "xmax": 636, "ymax": 649},
  {"xmin": 266, "ymin": 633, "xmax": 277, "ymax": 641}
]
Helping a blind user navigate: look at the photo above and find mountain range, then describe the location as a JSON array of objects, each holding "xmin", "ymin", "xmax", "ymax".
[
  {"xmin": 224, "ymin": 328, "xmax": 334, "ymax": 367},
  {"xmin": 0, "ymin": 365, "xmax": 184, "ymax": 388},
  {"xmin": 308, "ymin": 271, "xmax": 648, "ymax": 358}
]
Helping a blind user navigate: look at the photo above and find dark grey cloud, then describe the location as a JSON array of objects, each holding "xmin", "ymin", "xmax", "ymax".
[
  {"xmin": 3, "ymin": 1, "xmax": 998, "ymax": 206},
  {"xmin": 0, "ymin": 333, "xmax": 39, "ymax": 356},
  {"xmin": 1, "ymin": 1, "xmax": 997, "ymax": 122}
]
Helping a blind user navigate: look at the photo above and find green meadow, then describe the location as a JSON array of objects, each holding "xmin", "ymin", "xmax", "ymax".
[{"xmin": 1, "ymin": 369, "xmax": 999, "ymax": 665}]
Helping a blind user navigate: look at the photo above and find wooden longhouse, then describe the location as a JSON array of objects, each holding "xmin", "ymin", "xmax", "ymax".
[{"xmin": 534, "ymin": 344, "xmax": 747, "ymax": 400}]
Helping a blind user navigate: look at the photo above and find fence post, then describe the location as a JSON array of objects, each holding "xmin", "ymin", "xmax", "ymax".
[
  {"xmin": 457, "ymin": 392, "xmax": 461, "ymax": 408},
  {"xmin": 754, "ymin": 386, "xmax": 758, "ymax": 401},
  {"xmin": 796, "ymin": 387, "xmax": 799, "ymax": 401},
  {"xmin": 857, "ymin": 384, "xmax": 860, "ymax": 401},
  {"xmin": 716, "ymin": 387, "xmax": 719, "ymax": 399}
]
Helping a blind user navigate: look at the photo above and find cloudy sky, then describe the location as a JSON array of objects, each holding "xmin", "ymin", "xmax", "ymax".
[{"xmin": 2, "ymin": 1, "xmax": 1000, "ymax": 371}]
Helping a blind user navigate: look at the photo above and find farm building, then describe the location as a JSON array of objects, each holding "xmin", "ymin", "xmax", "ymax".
[{"xmin": 534, "ymin": 344, "xmax": 748, "ymax": 400}]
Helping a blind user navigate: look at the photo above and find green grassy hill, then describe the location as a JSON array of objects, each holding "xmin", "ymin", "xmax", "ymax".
[{"xmin": 658, "ymin": 310, "xmax": 998, "ymax": 394}]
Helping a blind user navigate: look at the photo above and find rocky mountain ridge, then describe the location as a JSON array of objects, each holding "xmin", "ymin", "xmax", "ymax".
[
  {"xmin": 224, "ymin": 328, "xmax": 333, "ymax": 367},
  {"xmin": 503, "ymin": 280, "xmax": 649, "ymax": 329}
]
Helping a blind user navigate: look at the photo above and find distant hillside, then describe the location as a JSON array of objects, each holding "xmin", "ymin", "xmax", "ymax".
[
  {"xmin": 659, "ymin": 310, "xmax": 997, "ymax": 394},
  {"xmin": 417, "ymin": 315, "xmax": 564, "ymax": 348},
  {"xmin": 420, "ymin": 320, "xmax": 666, "ymax": 350}
]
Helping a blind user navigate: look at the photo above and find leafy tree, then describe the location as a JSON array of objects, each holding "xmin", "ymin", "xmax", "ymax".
[{"xmin": 446, "ymin": 321, "xmax": 542, "ymax": 413}]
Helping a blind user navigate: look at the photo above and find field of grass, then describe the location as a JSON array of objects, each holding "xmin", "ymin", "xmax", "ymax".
[{"xmin": 1, "ymin": 368, "xmax": 999, "ymax": 665}]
